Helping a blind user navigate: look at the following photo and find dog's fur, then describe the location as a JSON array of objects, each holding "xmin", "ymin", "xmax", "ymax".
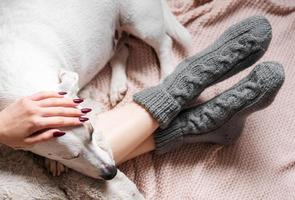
[{"xmin": 0, "ymin": 0, "xmax": 191, "ymax": 181}]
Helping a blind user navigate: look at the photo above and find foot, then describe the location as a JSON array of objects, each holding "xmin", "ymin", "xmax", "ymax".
[
  {"xmin": 155, "ymin": 62, "xmax": 285, "ymax": 154},
  {"xmin": 133, "ymin": 15, "xmax": 272, "ymax": 128}
]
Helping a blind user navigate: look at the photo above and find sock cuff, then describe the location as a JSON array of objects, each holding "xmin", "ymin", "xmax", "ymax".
[
  {"xmin": 133, "ymin": 86, "xmax": 181, "ymax": 128},
  {"xmin": 154, "ymin": 126, "xmax": 184, "ymax": 154}
]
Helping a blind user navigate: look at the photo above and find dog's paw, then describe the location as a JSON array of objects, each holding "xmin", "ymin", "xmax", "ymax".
[
  {"xmin": 44, "ymin": 158, "xmax": 68, "ymax": 176},
  {"xmin": 109, "ymin": 80, "xmax": 128, "ymax": 107}
]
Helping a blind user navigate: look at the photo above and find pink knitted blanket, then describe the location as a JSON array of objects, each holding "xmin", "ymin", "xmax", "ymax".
[{"xmin": 95, "ymin": 0, "xmax": 294, "ymax": 199}]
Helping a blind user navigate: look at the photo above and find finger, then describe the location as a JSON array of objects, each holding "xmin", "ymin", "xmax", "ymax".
[
  {"xmin": 24, "ymin": 129, "xmax": 65, "ymax": 144},
  {"xmin": 29, "ymin": 91, "xmax": 67, "ymax": 101},
  {"xmin": 41, "ymin": 107, "xmax": 84, "ymax": 117},
  {"xmin": 38, "ymin": 116, "xmax": 83, "ymax": 129},
  {"xmin": 38, "ymin": 98, "xmax": 82, "ymax": 107}
]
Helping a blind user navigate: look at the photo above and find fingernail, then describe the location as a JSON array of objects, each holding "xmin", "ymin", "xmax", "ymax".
[
  {"xmin": 58, "ymin": 92, "xmax": 67, "ymax": 95},
  {"xmin": 53, "ymin": 131, "xmax": 66, "ymax": 137},
  {"xmin": 73, "ymin": 98, "xmax": 84, "ymax": 103},
  {"xmin": 81, "ymin": 108, "xmax": 92, "ymax": 113},
  {"xmin": 79, "ymin": 117, "xmax": 89, "ymax": 122}
]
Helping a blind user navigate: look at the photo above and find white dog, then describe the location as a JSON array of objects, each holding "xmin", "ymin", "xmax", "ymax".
[{"xmin": 0, "ymin": 0, "xmax": 191, "ymax": 181}]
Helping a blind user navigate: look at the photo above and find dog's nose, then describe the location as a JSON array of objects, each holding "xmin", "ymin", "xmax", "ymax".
[{"xmin": 101, "ymin": 165, "xmax": 117, "ymax": 180}]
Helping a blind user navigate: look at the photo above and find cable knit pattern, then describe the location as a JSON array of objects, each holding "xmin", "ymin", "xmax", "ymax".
[
  {"xmin": 117, "ymin": 1, "xmax": 295, "ymax": 199},
  {"xmin": 133, "ymin": 15, "xmax": 272, "ymax": 128},
  {"xmin": 155, "ymin": 62, "xmax": 285, "ymax": 154}
]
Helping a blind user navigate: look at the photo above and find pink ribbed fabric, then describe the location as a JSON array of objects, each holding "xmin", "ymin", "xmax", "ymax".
[{"xmin": 93, "ymin": 0, "xmax": 295, "ymax": 199}]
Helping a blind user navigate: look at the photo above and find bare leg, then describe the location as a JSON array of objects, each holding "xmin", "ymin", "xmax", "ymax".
[
  {"xmin": 117, "ymin": 135, "xmax": 154, "ymax": 165},
  {"xmin": 96, "ymin": 102, "xmax": 158, "ymax": 164}
]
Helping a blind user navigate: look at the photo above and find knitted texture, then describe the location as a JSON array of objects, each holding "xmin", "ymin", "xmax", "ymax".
[
  {"xmin": 133, "ymin": 15, "xmax": 272, "ymax": 128},
  {"xmin": 155, "ymin": 62, "xmax": 285, "ymax": 154},
  {"xmin": 118, "ymin": 1, "xmax": 295, "ymax": 199}
]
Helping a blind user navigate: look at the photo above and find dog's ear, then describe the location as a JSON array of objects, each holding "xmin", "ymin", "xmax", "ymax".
[
  {"xmin": 58, "ymin": 69, "xmax": 80, "ymax": 97},
  {"xmin": 83, "ymin": 122, "xmax": 94, "ymax": 141}
]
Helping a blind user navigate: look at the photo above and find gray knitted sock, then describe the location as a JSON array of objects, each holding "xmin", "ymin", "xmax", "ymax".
[
  {"xmin": 155, "ymin": 62, "xmax": 285, "ymax": 154},
  {"xmin": 133, "ymin": 15, "xmax": 272, "ymax": 128}
]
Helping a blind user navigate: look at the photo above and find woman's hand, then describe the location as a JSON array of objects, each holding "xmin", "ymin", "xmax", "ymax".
[{"xmin": 0, "ymin": 91, "xmax": 91, "ymax": 148}]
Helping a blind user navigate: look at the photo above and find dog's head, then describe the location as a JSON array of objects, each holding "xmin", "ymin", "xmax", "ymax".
[
  {"xmin": 23, "ymin": 70, "xmax": 117, "ymax": 180},
  {"xmin": 26, "ymin": 121, "xmax": 117, "ymax": 180}
]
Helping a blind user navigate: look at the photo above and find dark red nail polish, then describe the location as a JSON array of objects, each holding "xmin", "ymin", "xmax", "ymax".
[
  {"xmin": 79, "ymin": 117, "xmax": 89, "ymax": 122},
  {"xmin": 81, "ymin": 108, "xmax": 92, "ymax": 113},
  {"xmin": 53, "ymin": 131, "xmax": 66, "ymax": 137},
  {"xmin": 58, "ymin": 92, "xmax": 67, "ymax": 95},
  {"xmin": 73, "ymin": 99, "xmax": 84, "ymax": 103}
]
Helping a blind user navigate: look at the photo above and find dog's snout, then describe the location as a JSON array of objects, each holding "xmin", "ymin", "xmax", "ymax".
[{"xmin": 101, "ymin": 165, "xmax": 117, "ymax": 180}]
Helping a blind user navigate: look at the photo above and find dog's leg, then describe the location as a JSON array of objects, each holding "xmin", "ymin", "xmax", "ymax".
[
  {"xmin": 119, "ymin": 3, "xmax": 174, "ymax": 79},
  {"xmin": 58, "ymin": 69, "xmax": 80, "ymax": 97},
  {"xmin": 45, "ymin": 159, "xmax": 68, "ymax": 176},
  {"xmin": 109, "ymin": 39, "xmax": 129, "ymax": 107},
  {"xmin": 147, "ymin": 34, "xmax": 174, "ymax": 79},
  {"xmin": 125, "ymin": 27, "xmax": 174, "ymax": 79},
  {"xmin": 119, "ymin": 0, "xmax": 191, "ymax": 80}
]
